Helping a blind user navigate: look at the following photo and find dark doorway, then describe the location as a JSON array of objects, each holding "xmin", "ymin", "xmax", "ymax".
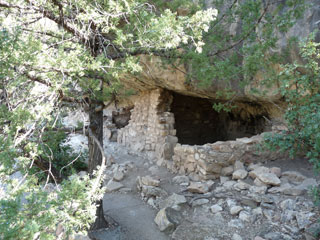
[
  {"xmin": 112, "ymin": 107, "xmax": 132, "ymax": 129},
  {"xmin": 171, "ymin": 92, "xmax": 269, "ymax": 145}
]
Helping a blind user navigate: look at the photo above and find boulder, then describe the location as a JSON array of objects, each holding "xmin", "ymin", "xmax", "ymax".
[
  {"xmin": 254, "ymin": 178, "xmax": 268, "ymax": 187},
  {"xmin": 105, "ymin": 180, "xmax": 124, "ymax": 192},
  {"xmin": 187, "ymin": 182, "xmax": 209, "ymax": 194},
  {"xmin": 221, "ymin": 166, "xmax": 234, "ymax": 176},
  {"xmin": 223, "ymin": 180, "xmax": 237, "ymax": 190},
  {"xmin": 160, "ymin": 193, "xmax": 187, "ymax": 210},
  {"xmin": 141, "ymin": 185, "xmax": 167, "ymax": 198},
  {"xmin": 234, "ymin": 181, "xmax": 251, "ymax": 191},
  {"xmin": 232, "ymin": 169, "xmax": 248, "ymax": 180},
  {"xmin": 269, "ymin": 182, "xmax": 305, "ymax": 196},
  {"xmin": 249, "ymin": 186, "xmax": 267, "ymax": 194},
  {"xmin": 256, "ymin": 172, "xmax": 281, "ymax": 186},
  {"xmin": 210, "ymin": 204, "xmax": 223, "ymax": 213},
  {"xmin": 192, "ymin": 199, "xmax": 209, "ymax": 207},
  {"xmin": 230, "ymin": 206, "xmax": 243, "ymax": 215},
  {"xmin": 154, "ymin": 207, "xmax": 182, "ymax": 232},
  {"xmin": 270, "ymin": 167, "xmax": 281, "ymax": 178},
  {"xmin": 249, "ymin": 167, "xmax": 270, "ymax": 179},
  {"xmin": 268, "ymin": 183, "xmax": 292, "ymax": 194},
  {"xmin": 113, "ymin": 170, "xmax": 124, "ymax": 181},
  {"xmin": 248, "ymin": 163, "xmax": 262, "ymax": 171},
  {"xmin": 172, "ymin": 175, "xmax": 190, "ymax": 185},
  {"xmin": 141, "ymin": 175, "xmax": 160, "ymax": 186}
]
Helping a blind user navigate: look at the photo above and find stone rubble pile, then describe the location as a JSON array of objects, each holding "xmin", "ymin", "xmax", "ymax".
[
  {"xmin": 136, "ymin": 175, "xmax": 168, "ymax": 204},
  {"xmin": 104, "ymin": 161, "xmax": 136, "ymax": 193},
  {"xmin": 149, "ymin": 161, "xmax": 319, "ymax": 240},
  {"xmin": 100, "ymin": 142, "xmax": 319, "ymax": 240}
]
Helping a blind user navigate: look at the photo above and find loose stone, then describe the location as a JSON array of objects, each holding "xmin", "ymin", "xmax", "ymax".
[
  {"xmin": 113, "ymin": 170, "xmax": 124, "ymax": 181},
  {"xmin": 223, "ymin": 180, "xmax": 237, "ymax": 190},
  {"xmin": 187, "ymin": 182, "xmax": 209, "ymax": 194},
  {"xmin": 210, "ymin": 204, "xmax": 223, "ymax": 213},
  {"xmin": 256, "ymin": 172, "xmax": 281, "ymax": 186},
  {"xmin": 154, "ymin": 207, "xmax": 182, "ymax": 232},
  {"xmin": 254, "ymin": 178, "xmax": 268, "ymax": 187},
  {"xmin": 234, "ymin": 161, "xmax": 245, "ymax": 171},
  {"xmin": 232, "ymin": 169, "xmax": 248, "ymax": 180},
  {"xmin": 141, "ymin": 175, "xmax": 160, "ymax": 186},
  {"xmin": 105, "ymin": 180, "xmax": 124, "ymax": 192},
  {"xmin": 173, "ymin": 175, "xmax": 190, "ymax": 185},
  {"xmin": 230, "ymin": 206, "xmax": 243, "ymax": 215},
  {"xmin": 249, "ymin": 166, "xmax": 270, "ymax": 179},
  {"xmin": 160, "ymin": 193, "xmax": 187, "ymax": 209},
  {"xmin": 249, "ymin": 186, "xmax": 267, "ymax": 194},
  {"xmin": 221, "ymin": 166, "xmax": 234, "ymax": 176},
  {"xmin": 270, "ymin": 167, "xmax": 281, "ymax": 178},
  {"xmin": 234, "ymin": 181, "xmax": 250, "ymax": 191},
  {"xmin": 192, "ymin": 199, "xmax": 209, "ymax": 207}
]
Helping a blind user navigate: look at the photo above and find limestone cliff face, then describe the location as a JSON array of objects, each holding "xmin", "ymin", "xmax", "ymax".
[{"xmin": 119, "ymin": 1, "xmax": 320, "ymax": 112}]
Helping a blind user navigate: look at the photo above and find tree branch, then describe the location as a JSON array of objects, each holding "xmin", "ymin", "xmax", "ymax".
[
  {"xmin": 25, "ymin": 0, "xmax": 88, "ymax": 45},
  {"xmin": 0, "ymin": 0, "xmax": 37, "ymax": 10}
]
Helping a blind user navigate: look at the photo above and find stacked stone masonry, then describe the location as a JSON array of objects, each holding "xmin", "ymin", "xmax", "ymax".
[
  {"xmin": 170, "ymin": 135, "xmax": 279, "ymax": 180},
  {"xmin": 117, "ymin": 89, "xmax": 177, "ymax": 162},
  {"xmin": 117, "ymin": 89, "xmax": 281, "ymax": 180}
]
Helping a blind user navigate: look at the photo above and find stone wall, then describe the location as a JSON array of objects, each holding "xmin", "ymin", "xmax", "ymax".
[
  {"xmin": 170, "ymin": 134, "xmax": 279, "ymax": 180},
  {"xmin": 117, "ymin": 89, "xmax": 177, "ymax": 163}
]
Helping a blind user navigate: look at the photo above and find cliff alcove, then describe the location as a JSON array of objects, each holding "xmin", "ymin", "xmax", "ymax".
[{"xmin": 171, "ymin": 92, "xmax": 270, "ymax": 145}]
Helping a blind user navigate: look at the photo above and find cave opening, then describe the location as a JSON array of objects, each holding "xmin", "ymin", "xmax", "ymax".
[{"xmin": 170, "ymin": 92, "xmax": 270, "ymax": 145}]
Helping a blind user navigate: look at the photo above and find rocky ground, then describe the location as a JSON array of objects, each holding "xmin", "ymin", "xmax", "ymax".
[{"xmin": 89, "ymin": 141, "xmax": 320, "ymax": 240}]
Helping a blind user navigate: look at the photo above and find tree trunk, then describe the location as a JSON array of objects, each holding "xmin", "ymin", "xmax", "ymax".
[
  {"xmin": 88, "ymin": 103, "xmax": 104, "ymax": 174},
  {"xmin": 87, "ymin": 101, "xmax": 109, "ymax": 231}
]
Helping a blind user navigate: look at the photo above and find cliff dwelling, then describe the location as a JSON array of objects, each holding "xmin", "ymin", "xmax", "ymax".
[
  {"xmin": 116, "ymin": 89, "xmax": 276, "ymax": 180},
  {"xmin": 171, "ymin": 92, "xmax": 269, "ymax": 145}
]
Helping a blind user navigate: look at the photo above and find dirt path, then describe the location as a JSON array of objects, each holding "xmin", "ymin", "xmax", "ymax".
[
  {"xmin": 102, "ymin": 193, "xmax": 168, "ymax": 240},
  {"xmin": 91, "ymin": 142, "xmax": 178, "ymax": 240}
]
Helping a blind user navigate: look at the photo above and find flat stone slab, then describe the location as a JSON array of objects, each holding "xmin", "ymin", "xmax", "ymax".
[{"xmin": 106, "ymin": 180, "xmax": 124, "ymax": 192}]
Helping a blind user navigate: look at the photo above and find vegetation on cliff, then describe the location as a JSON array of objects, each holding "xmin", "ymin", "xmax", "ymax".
[{"xmin": 264, "ymin": 33, "xmax": 320, "ymax": 206}]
